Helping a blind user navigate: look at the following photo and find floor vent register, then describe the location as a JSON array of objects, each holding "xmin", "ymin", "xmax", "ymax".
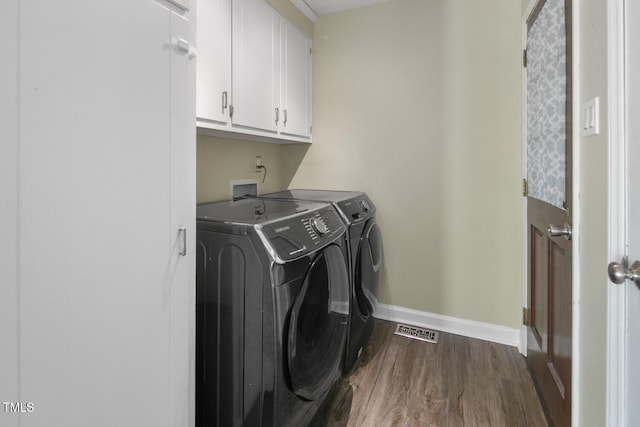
[{"xmin": 394, "ymin": 323, "xmax": 439, "ymax": 344}]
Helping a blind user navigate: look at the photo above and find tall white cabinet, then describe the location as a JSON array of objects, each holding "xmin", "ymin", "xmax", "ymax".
[{"xmin": 1, "ymin": 0, "xmax": 195, "ymax": 425}]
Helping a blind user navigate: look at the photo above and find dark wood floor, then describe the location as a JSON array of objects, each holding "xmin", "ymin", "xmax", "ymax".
[{"xmin": 310, "ymin": 320, "xmax": 549, "ymax": 427}]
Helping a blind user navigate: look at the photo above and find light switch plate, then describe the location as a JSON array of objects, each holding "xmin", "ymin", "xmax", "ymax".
[{"xmin": 583, "ymin": 97, "xmax": 600, "ymax": 137}]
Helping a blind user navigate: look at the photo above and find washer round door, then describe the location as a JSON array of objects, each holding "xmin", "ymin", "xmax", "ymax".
[
  {"xmin": 355, "ymin": 219, "xmax": 383, "ymax": 316},
  {"xmin": 287, "ymin": 244, "xmax": 349, "ymax": 401}
]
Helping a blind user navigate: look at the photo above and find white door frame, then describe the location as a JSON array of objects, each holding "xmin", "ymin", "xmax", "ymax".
[
  {"xmin": 520, "ymin": 0, "xmax": 535, "ymax": 357},
  {"xmin": 606, "ymin": 0, "xmax": 626, "ymax": 425}
]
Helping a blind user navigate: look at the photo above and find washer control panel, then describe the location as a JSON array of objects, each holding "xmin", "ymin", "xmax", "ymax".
[
  {"xmin": 258, "ymin": 206, "xmax": 345, "ymax": 263},
  {"xmin": 302, "ymin": 209, "xmax": 342, "ymax": 240}
]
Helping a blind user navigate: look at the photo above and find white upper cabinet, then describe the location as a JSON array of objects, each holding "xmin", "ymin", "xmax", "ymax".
[
  {"xmin": 196, "ymin": 0, "xmax": 231, "ymax": 126},
  {"xmin": 196, "ymin": 0, "xmax": 312, "ymax": 143},
  {"xmin": 232, "ymin": 0, "xmax": 280, "ymax": 133},
  {"xmin": 280, "ymin": 19, "xmax": 312, "ymax": 139}
]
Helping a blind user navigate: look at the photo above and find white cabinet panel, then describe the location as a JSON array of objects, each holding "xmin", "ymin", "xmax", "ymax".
[
  {"xmin": 169, "ymin": 10, "xmax": 196, "ymax": 427},
  {"xmin": 16, "ymin": 0, "xmax": 194, "ymax": 425},
  {"xmin": 196, "ymin": 0, "xmax": 231, "ymax": 125},
  {"xmin": 0, "ymin": 3, "xmax": 19, "ymax": 426},
  {"xmin": 280, "ymin": 20, "xmax": 312, "ymax": 138},
  {"xmin": 232, "ymin": 0, "xmax": 280, "ymax": 133}
]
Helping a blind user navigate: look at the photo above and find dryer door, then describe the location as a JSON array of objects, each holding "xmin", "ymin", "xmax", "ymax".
[
  {"xmin": 355, "ymin": 219, "xmax": 383, "ymax": 316},
  {"xmin": 287, "ymin": 244, "xmax": 349, "ymax": 401}
]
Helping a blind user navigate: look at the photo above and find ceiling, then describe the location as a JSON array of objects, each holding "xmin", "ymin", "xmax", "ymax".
[{"xmin": 291, "ymin": 0, "xmax": 392, "ymax": 22}]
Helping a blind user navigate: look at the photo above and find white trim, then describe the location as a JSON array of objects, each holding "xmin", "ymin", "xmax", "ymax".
[
  {"xmin": 373, "ymin": 303, "xmax": 520, "ymax": 348},
  {"xmin": 606, "ymin": 0, "xmax": 627, "ymax": 425},
  {"xmin": 571, "ymin": 0, "xmax": 581, "ymax": 425},
  {"xmin": 520, "ymin": 0, "xmax": 538, "ymax": 356},
  {"xmin": 290, "ymin": 0, "xmax": 318, "ymax": 23}
]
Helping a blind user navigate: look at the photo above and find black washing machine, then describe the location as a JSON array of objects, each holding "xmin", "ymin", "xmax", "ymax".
[
  {"xmin": 196, "ymin": 198, "xmax": 350, "ymax": 427},
  {"xmin": 254, "ymin": 190, "xmax": 384, "ymax": 374}
]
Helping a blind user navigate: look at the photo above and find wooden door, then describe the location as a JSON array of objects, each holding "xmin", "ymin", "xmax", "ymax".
[{"xmin": 525, "ymin": 0, "xmax": 573, "ymax": 426}]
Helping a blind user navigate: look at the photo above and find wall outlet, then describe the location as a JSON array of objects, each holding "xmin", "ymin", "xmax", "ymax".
[{"xmin": 254, "ymin": 156, "xmax": 262, "ymax": 171}]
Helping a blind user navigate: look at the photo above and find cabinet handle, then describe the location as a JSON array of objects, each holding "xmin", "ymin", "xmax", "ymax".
[
  {"xmin": 222, "ymin": 91, "xmax": 228, "ymax": 114},
  {"xmin": 174, "ymin": 37, "xmax": 190, "ymax": 52},
  {"xmin": 283, "ymin": 109, "xmax": 287, "ymax": 126},
  {"xmin": 173, "ymin": 37, "xmax": 197, "ymax": 58},
  {"xmin": 179, "ymin": 227, "xmax": 187, "ymax": 256},
  {"xmin": 275, "ymin": 108, "xmax": 279, "ymax": 125}
]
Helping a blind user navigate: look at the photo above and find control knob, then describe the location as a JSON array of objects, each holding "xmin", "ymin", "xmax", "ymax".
[{"xmin": 311, "ymin": 217, "xmax": 329, "ymax": 235}]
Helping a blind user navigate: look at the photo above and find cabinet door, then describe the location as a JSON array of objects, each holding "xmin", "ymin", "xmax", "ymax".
[
  {"xmin": 196, "ymin": 0, "xmax": 231, "ymax": 126},
  {"xmin": 17, "ymin": 0, "xmax": 194, "ymax": 425},
  {"xmin": 169, "ymin": 10, "xmax": 197, "ymax": 427},
  {"xmin": 232, "ymin": 0, "xmax": 280, "ymax": 132},
  {"xmin": 281, "ymin": 20, "xmax": 312, "ymax": 139}
]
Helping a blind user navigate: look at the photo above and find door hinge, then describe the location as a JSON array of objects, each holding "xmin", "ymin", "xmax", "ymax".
[
  {"xmin": 523, "ymin": 49, "xmax": 527, "ymax": 68},
  {"xmin": 523, "ymin": 307, "xmax": 530, "ymax": 326},
  {"xmin": 522, "ymin": 178, "xmax": 528, "ymax": 197}
]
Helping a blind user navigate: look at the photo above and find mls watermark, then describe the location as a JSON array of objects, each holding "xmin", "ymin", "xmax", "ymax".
[{"xmin": 2, "ymin": 402, "xmax": 35, "ymax": 413}]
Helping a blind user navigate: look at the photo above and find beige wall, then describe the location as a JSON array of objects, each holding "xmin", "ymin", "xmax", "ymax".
[
  {"xmin": 285, "ymin": 0, "xmax": 523, "ymax": 328},
  {"xmin": 575, "ymin": 0, "xmax": 609, "ymax": 424},
  {"xmin": 197, "ymin": 135, "xmax": 308, "ymax": 202}
]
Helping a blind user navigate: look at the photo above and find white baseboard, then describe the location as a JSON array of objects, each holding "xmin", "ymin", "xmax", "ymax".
[{"xmin": 373, "ymin": 303, "xmax": 521, "ymax": 348}]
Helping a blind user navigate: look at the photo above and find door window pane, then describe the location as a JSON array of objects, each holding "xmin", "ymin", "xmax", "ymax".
[{"xmin": 527, "ymin": 0, "xmax": 567, "ymax": 209}]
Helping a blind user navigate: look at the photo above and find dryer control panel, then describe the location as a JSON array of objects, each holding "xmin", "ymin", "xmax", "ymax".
[
  {"xmin": 257, "ymin": 206, "xmax": 346, "ymax": 263},
  {"xmin": 335, "ymin": 194, "xmax": 376, "ymax": 225}
]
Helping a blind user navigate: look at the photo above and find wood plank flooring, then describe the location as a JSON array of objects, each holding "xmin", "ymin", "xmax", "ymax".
[{"xmin": 310, "ymin": 320, "xmax": 549, "ymax": 427}]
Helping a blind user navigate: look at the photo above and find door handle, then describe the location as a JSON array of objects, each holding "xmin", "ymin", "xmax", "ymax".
[
  {"xmin": 547, "ymin": 223, "xmax": 572, "ymax": 240},
  {"xmin": 608, "ymin": 259, "xmax": 640, "ymax": 285}
]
